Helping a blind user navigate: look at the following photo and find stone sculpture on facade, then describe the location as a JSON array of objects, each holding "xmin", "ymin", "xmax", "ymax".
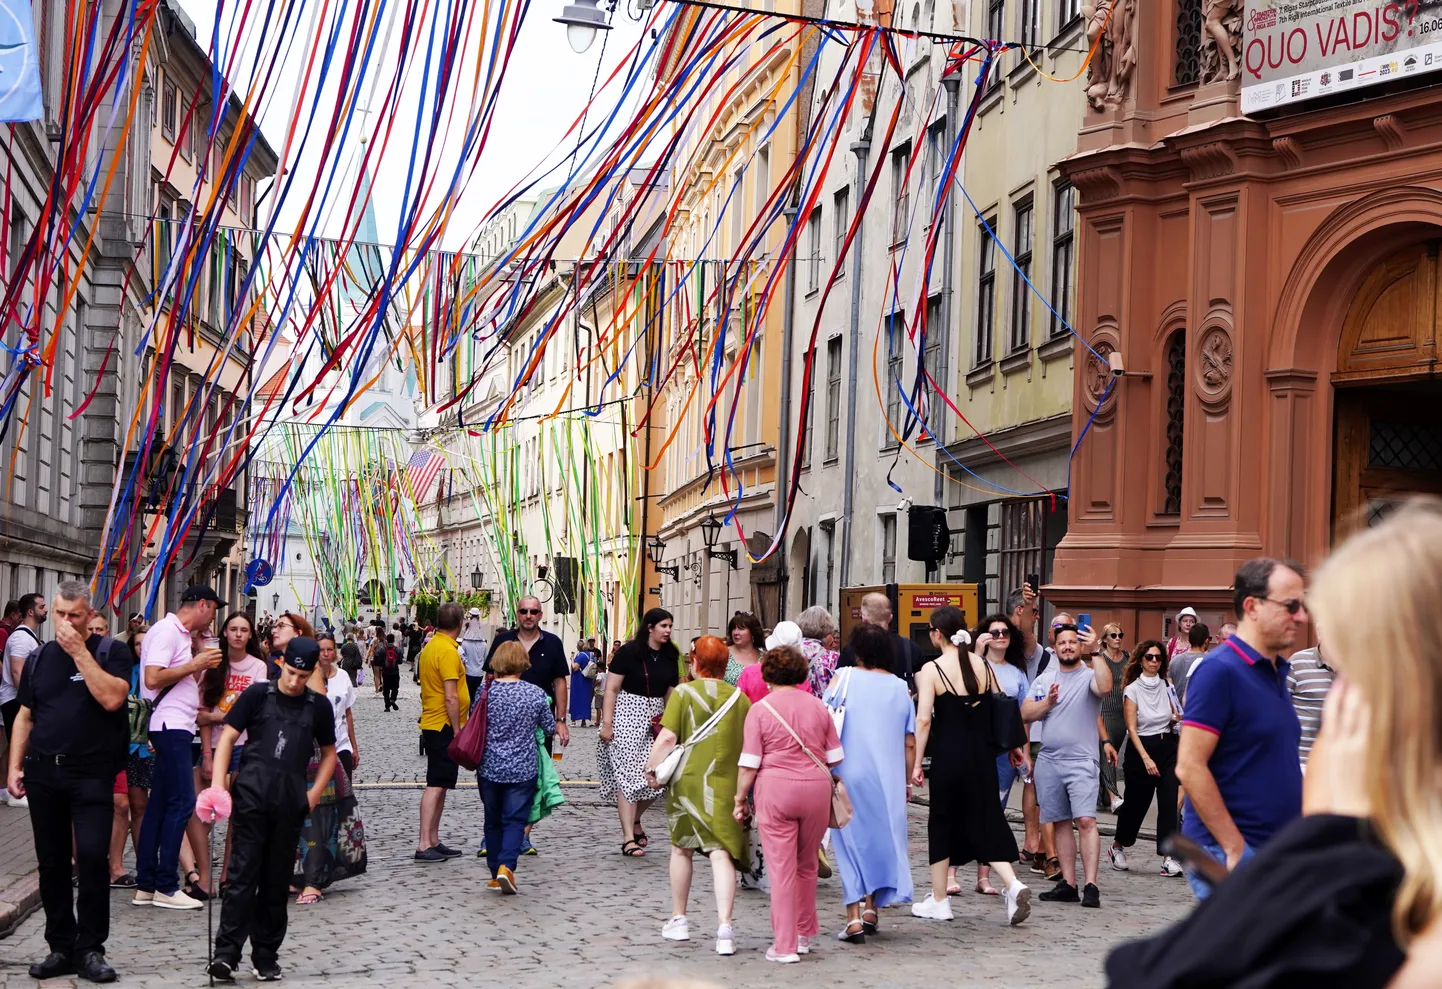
[
  {"xmin": 1200, "ymin": 0, "xmax": 1242, "ymax": 84},
  {"xmin": 1082, "ymin": 0, "xmax": 1136, "ymax": 111}
]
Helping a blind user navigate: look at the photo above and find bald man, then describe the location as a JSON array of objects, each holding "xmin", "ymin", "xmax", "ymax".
[{"xmin": 836, "ymin": 592, "xmax": 922, "ymax": 695}]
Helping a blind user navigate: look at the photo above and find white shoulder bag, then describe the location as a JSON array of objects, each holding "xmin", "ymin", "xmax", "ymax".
[{"xmin": 652, "ymin": 686, "xmax": 743, "ymax": 786}]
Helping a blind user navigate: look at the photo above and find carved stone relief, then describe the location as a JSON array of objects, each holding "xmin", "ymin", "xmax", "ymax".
[
  {"xmin": 1199, "ymin": 0, "xmax": 1242, "ymax": 85},
  {"xmin": 1082, "ymin": 0, "xmax": 1136, "ymax": 111},
  {"xmin": 1197, "ymin": 326, "xmax": 1234, "ymax": 400}
]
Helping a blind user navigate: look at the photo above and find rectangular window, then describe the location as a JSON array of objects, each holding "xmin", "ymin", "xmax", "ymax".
[
  {"xmin": 891, "ymin": 144, "xmax": 910, "ymax": 245},
  {"xmin": 800, "ymin": 351, "xmax": 814, "ymax": 469},
  {"xmin": 976, "ymin": 218, "xmax": 997, "ymax": 365},
  {"xmin": 923, "ymin": 120, "xmax": 946, "ymax": 226},
  {"xmin": 1019, "ymin": 0, "xmax": 1040, "ymax": 49},
  {"xmin": 162, "ymin": 83, "xmax": 176, "ymax": 142},
  {"xmin": 1058, "ymin": 0, "xmax": 1081, "ymax": 30},
  {"xmin": 881, "ymin": 514, "xmax": 897, "ymax": 584},
  {"xmin": 178, "ymin": 93, "xmax": 193, "ymax": 161},
  {"xmin": 1050, "ymin": 182, "xmax": 1075, "ymax": 337},
  {"xmin": 730, "ymin": 174, "xmax": 744, "ymax": 250},
  {"xmin": 806, "ymin": 206, "xmax": 822, "ymax": 292},
  {"xmin": 825, "ymin": 337, "xmax": 842, "ymax": 461},
  {"xmin": 923, "ymin": 293, "xmax": 944, "ymax": 439},
  {"xmin": 986, "ymin": 1, "xmax": 1006, "ymax": 89},
  {"xmin": 1010, "ymin": 200, "xmax": 1034, "ymax": 352},
  {"xmin": 755, "ymin": 145, "xmax": 770, "ymax": 212},
  {"xmin": 885, "ymin": 312, "xmax": 905, "ymax": 444},
  {"xmin": 833, "ymin": 188, "xmax": 849, "ymax": 277}
]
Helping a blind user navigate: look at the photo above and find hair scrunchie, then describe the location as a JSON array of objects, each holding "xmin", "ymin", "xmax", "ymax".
[{"xmin": 950, "ymin": 629, "xmax": 971, "ymax": 648}]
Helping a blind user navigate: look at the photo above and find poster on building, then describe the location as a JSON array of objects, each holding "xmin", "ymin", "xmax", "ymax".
[{"xmin": 1242, "ymin": 0, "xmax": 1442, "ymax": 113}]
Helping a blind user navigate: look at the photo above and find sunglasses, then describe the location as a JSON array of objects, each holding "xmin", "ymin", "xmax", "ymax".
[
  {"xmin": 1143, "ymin": 652, "xmax": 1164, "ymax": 661},
  {"xmin": 987, "ymin": 628, "xmax": 1011, "ymax": 638},
  {"xmin": 1264, "ymin": 597, "xmax": 1306, "ymax": 615},
  {"xmin": 518, "ymin": 608, "xmax": 542, "ymax": 616},
  {"xmin": 1107, "ymin": 632, "xmax": 1124, "ymax": 639}
]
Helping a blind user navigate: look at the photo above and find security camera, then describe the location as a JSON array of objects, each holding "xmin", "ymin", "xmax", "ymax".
[
  {"xmin": 1107, "ymin": 352, "xmax": 1125, "ymax": 377},
  {"xmin": 897, "ymin": 497, "xmax": 913, "ymax": 512}
]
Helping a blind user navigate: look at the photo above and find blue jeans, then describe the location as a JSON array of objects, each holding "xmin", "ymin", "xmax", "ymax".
[
  {"xmin": 1186, "ymin": 839, "xmax": 1256, "ymax": 900},
  {"xmin": 480, "ymin": 776, "xmax": 537, "ymax": 876},
  {"xmin": 136, "ymin": 729, "xmax": 196, "ymax": 894},
  {"xmin": 996, "ymin": 752, "xmax": 1019, "ymax": 810}
]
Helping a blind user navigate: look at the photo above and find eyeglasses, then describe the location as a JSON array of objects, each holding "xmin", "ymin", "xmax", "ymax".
[
  {"xmin": 987, "ymin": 628, "xmax": 1011, "ymax": 638},
  {"xmin": 1143, "ymin": 652, "xmax": 1164, "ymax": 661},
  {"xmin": 1264, "ymin": 597, "xmax": 1306, "ymax": 615},
  {"xmin": 1107, "ymin": 632, "xmax": 1124, "ymax": 640},
  {"xmin": 518, "ymin": 608, "xmax": 542, "ymax": 616},
  {"xmin": 274, "ymin": 621, "xmax": 296, "ymax": 632}
]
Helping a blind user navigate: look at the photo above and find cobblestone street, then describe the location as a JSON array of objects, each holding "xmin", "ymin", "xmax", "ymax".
[{"xmin": 0, "ymin": 674, "xmax": 1193, "ymax": 988}]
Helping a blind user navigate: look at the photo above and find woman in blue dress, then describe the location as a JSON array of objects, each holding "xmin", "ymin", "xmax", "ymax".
[
  {"xmin": 823, "ymin": 623, "xmax": 916, "ymax": 944},
  {"xmin": 570, "ymin": 641, "xmax": 596, "ymax": 727}
]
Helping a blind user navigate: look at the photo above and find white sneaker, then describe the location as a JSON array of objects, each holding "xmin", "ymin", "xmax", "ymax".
[
  {"xmin": 715, "ymin": 924, "xmax": 735, "ymax": 956},
  {"xmin": 1109, "ymin": 845, "xmax": 1129, "ymax": 871},
  {"xmin": 1005, "ymin": 882, "xmax": 1032, "ymax": 926},
  {"xmin": 6, "ymin": 792, "xmax": 28, "ymax": 809},
  {"xmin": 910, "ymin": 895, "xmax": 954, "ymax": 921},
  {"xmin": 662, "ymin": 915, "xmax": 690, "ymax": 941},
  {"xmin": 131, "ymin": 890, "xmax": 154, "ymax": 907},
  {"xmin": 796, "ymin": 936, "xmax": 810, "ymax": 955},
  {"xmin": 1109, "ymin": 794, "xmax": 1125, "ymax": 813},
  {"xmin": 1161, "ymin": 856, "xmax": 1185, "ymax": 877},
  {"xmin": 153, "ymin": 889, "xmax": 204, "ymax": 910},
  {"xmin": 765, "ymin": 948, "xmax": 800, "ymax": 964}
]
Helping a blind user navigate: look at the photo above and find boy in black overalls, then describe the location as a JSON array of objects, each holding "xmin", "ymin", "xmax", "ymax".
[{"xmin": 206, "ymin": 638, "xmax": 336, "ymax": 982}]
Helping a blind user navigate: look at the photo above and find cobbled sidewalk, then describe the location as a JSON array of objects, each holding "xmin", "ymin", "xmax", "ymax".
[{"xmin": 0, "ymin": 672, "xmax": 1192, "ymax": 987}]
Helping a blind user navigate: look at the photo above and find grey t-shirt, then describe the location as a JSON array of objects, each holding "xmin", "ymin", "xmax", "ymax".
[
  {"xmin": 1029, "ymin": 663, "xmax": 1102, "ymax": 763},
  {"xmin": 1170, "ymin": 650, "xmax": 1205, "ymax": 705}
]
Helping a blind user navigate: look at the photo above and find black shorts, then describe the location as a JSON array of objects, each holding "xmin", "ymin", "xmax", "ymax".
[{"xmin": 422, "ymin": 726, "xmax": 458, "ymax": 789}]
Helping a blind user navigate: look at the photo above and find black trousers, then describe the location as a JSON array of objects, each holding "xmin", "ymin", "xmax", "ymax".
[
  {"xmin": 1114, "ymin": 732, "xmax": 1179, "ymax": 853},
  {"xmin": 24, "ymin": 758, "xmax": 114, "ymax": 956},
  {"xmin": 214, "ymin": 774, "xmax": 305, "ymax": 968},
  {"xmin": 382, "ymin": 674, "xmax": 400, "ymax": 710}
]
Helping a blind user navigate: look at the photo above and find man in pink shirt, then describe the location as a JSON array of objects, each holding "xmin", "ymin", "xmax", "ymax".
[{"xmin": 133, "ymin": 586, "xmax": 222, "ymax": 910}]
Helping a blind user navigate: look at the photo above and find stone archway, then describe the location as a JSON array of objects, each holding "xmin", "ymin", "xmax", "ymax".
[{"xmin": 1266, "ymin": 187, "xmax": 1442, "ymax": 565}]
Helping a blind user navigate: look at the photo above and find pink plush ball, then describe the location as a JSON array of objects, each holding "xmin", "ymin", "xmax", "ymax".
[{"xmin": 195, "ymin": 786, "xmax": 233, "ymax": 822}]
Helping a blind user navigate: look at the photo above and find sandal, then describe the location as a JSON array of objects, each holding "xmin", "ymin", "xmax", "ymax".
[
  {"xmin": 622, "ymin": 839, "xmax": 646, "ymax": 857},
  {"xmin": 109, "ymin": 873, "xmax": 138, "ymax": 889},
  {"xmin": 1044, "ymin": 857, "xmax": 1063, "ymax": 882},
  {"xmin": 295, "ymin": 891, "xmax": 323, "ymax": 905},
  {"xmin": 183, "ymin": 871, "xmax": 210, "ymax": 901},
  {"xmin": 861, "ymin": 908, "xmax": 879, "ymax": 936},
  {"xmin": 633, "ymin": 827, "xmax": 649, "ymax": 848},
  {"xmin": 975, "ymin": 879, "xmax": 1000, "ymax": 896},
  {"xmin": 837, "ymin": 919, "xmax": 866, "ymax": 944}
]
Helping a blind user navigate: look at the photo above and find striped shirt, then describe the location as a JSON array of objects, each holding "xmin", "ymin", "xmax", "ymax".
[{"xmin": 1286, "ymin": 647, "xmax": 1336, "ymax": 765}]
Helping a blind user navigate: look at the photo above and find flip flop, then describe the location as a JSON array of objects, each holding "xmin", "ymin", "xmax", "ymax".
[
  {"xmin": 109, "ymin": 873, "xmax": 138, "ymax": 889},
  {"xmin": 975, "ymin": 880, "xmax": 1000, "ymax": 896},
  {"xmin": 295, "ymin": 891, "xmax": 322, "ymax": 905}
]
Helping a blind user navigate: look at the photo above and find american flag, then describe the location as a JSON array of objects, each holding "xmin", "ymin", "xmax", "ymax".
[{"xmin": 405, "ymin": 450, "xmax": 446, "ymax": 502}]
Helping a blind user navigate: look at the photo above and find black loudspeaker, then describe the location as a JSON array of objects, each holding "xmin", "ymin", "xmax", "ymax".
[
  {"xmin": 907, "ymin": 505, "xmax": 951, "ymax": 562},
  {"xmin": 554, "ymin": 556, "xmax": 577, "ymax": 614}
]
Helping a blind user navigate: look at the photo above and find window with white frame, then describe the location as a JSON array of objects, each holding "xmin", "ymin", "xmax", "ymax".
[
  {"xmin": 881, "ymin": 513, "xmax": 897, "ymax": 583},
  {"xmin": 1009, "ymin": 199, "xmax": 1034, "ymax": 353},
  {"xmin": 923, "ymin": 293, "xmax": 944, "ymax": 437},
  {"xmin": 1057, "ymin": 0, "xmax": 1081, "ymax": 30},
  {"xmin": 976, "ymin": 217, "xmax": 997, "ymax": 365},
  {"xmin": 885, "ymin": 312, "xmax": 905, "ymax": 444},
  {"xmin": 986, "ymin": 1, "xmax": 1005, "ymax": 89},
  {"xmin": 891, "ymin": 144, "xmax": 911, "ymax": 245},
  {"xmin": 1050, "ymin": 182, "xmax": 1075, "ymax": 337},
  {"xmin": 833, "ymin": 188, "xmax": 849, "ymax": 277},
  {"xmin": 825, "ymin": 336, "xmax": 842, "ymax": 461},
  {"xmin": 807, "ymin": 206, "xmax": 822, "ymax": 292},
  {"xmin": 1019, "ymin": 0, "xmax": 1040, "ymax": 50},
  {"xmin": 162, "ymin": 83, "xmax": 177, "ymax": 141}
]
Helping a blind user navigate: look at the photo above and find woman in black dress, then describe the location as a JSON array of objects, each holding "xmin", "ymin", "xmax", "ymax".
[{"xmin": 909, "ymin": 606, "xmax": 1031, "ymax": 927}]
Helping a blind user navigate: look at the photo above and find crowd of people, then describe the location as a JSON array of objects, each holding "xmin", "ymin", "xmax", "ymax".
[{"xmin": 5, "ymin": 498, "xmax": 1442, "ymax": 985}]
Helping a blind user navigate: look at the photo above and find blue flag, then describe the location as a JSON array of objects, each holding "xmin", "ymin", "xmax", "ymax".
[{"xmin": 0, "ymin": 0, "xmax": 43, "ymax": 123}]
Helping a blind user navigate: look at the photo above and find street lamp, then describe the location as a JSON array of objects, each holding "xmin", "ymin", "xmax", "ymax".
[
  {"xmin": 271, "ymin": 593, "xmax": 280, "ymax": 611},
  {"xmin": 470, "ymin": 566, "xmax": 483, "ymax": 590},
  {"xmin": 554, "ymin": 0, "xmax": 612, "ymax": 53},
  {"xmin": 701, "ymin": 514, "xmax": 739, "ymax": 570},
  {"xmin": 647, "ymin": 535, "xmax": 680, "ymax": 581}
]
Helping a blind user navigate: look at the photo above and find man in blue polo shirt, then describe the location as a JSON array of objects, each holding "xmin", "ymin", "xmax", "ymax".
[{"xmin": 1175, "ymin": 557, "xmax": 1308, "ymax": 900}]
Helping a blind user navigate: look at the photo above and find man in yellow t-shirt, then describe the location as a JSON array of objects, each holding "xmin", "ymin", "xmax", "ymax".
[{"xmin": 414, "ymin": 603, "xmax": 469, "ymax": 864}]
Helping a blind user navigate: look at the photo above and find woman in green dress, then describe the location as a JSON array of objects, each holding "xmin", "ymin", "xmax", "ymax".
[{"xmin": 646, "ymin": 635, "xmax": 751, "ymax": 957}]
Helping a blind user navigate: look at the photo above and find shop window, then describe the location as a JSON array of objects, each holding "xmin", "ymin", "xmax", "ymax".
[{"xmin": 1163, "ymin": 331, "xmax": 1186, "ymax": 515}]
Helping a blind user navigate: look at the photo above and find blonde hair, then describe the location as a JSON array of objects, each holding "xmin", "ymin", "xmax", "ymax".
[
  {"xmin": 1308, "ymin": 497, "xmax": 1442, "ymax": 945},
  {"xmin": 1099, "ymin": 621, "xmax": 1123, "ymax": 642},
  {"xmin": 488, "ymin": 640, "xmax": 531, "ymax": 677}
]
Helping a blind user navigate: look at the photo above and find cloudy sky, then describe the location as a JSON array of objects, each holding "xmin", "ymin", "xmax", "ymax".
[{"xmin": 176, "ymin": 0, "xmax": 648, "ymax": 252}]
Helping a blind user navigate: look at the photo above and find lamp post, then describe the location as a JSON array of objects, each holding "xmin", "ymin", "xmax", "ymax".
[
  {"xmin": 554, "ymin": 0, "xmax": 612, "ymax": 53},
  {"xmin": 470, "ymin": 566, "xmax": 483, "ymax": 591},
  {"xmin": 701, "ymin": 514, "xmax": 739, "ymax": 570},
  {"xmin": 271, "ymin": 592, "xmax": 280, "ymax": 611},
  {"xmin": 647, "ymin": 534, "xmax": 680, "ymax": 582}
]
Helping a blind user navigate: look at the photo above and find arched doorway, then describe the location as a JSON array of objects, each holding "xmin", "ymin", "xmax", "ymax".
[{"xmin": 1331, "ymin": 243, "xmax": 1442, "ymax": 539}]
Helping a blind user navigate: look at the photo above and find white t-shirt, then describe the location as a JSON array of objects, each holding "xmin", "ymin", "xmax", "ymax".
[
  {"xmin": 1, "ymin": 625, "xmax": 42, "ymax": 707},
  {"xmin": 1123, "ymin": 675, "xmax": 1176, "ymax": 735},
  {"xmin": 325, "ymin": 667, "xmax": 356, "ymax": 754}
]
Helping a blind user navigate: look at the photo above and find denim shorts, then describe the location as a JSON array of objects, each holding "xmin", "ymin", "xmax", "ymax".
[{"xmin": 1186, "ymin": 839, "xmax": 1256, "ymax": 900}]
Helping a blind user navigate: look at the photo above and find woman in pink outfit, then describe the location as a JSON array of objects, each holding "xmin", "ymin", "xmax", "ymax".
[{"xmin": 734, "ymin": 646, "xmax": 843, "ymax": 964}]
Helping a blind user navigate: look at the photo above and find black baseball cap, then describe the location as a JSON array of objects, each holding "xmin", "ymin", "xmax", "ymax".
[
  {"xmin": 284, "ymin": 636, "xmax": 321, "ymax": 672},
  {"xmin": 180, "ymin": 585, "xmax": 222, "ymax": 605}
]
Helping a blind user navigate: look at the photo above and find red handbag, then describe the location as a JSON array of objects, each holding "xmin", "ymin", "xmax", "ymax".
[{"xmin": 447, "ymin": 675, "xmax": 491, "ymax": 771}]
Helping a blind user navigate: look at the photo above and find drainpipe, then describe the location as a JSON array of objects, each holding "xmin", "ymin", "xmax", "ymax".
[
  {"xmin": 838, "ymin": 134, "xmax": 870, "ymax": 592},
  {"xmin": 934, "ymin": 75, "xmax": 960, "ymax": 508},
  {"xmin": 775, "ymin": 204, "xmax": 799, "ymax": 606}
]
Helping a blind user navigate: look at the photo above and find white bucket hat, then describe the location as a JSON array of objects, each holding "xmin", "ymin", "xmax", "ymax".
[{"xmin": 764, "ymin": 620, "xmax": 803, "ymax": 651}]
